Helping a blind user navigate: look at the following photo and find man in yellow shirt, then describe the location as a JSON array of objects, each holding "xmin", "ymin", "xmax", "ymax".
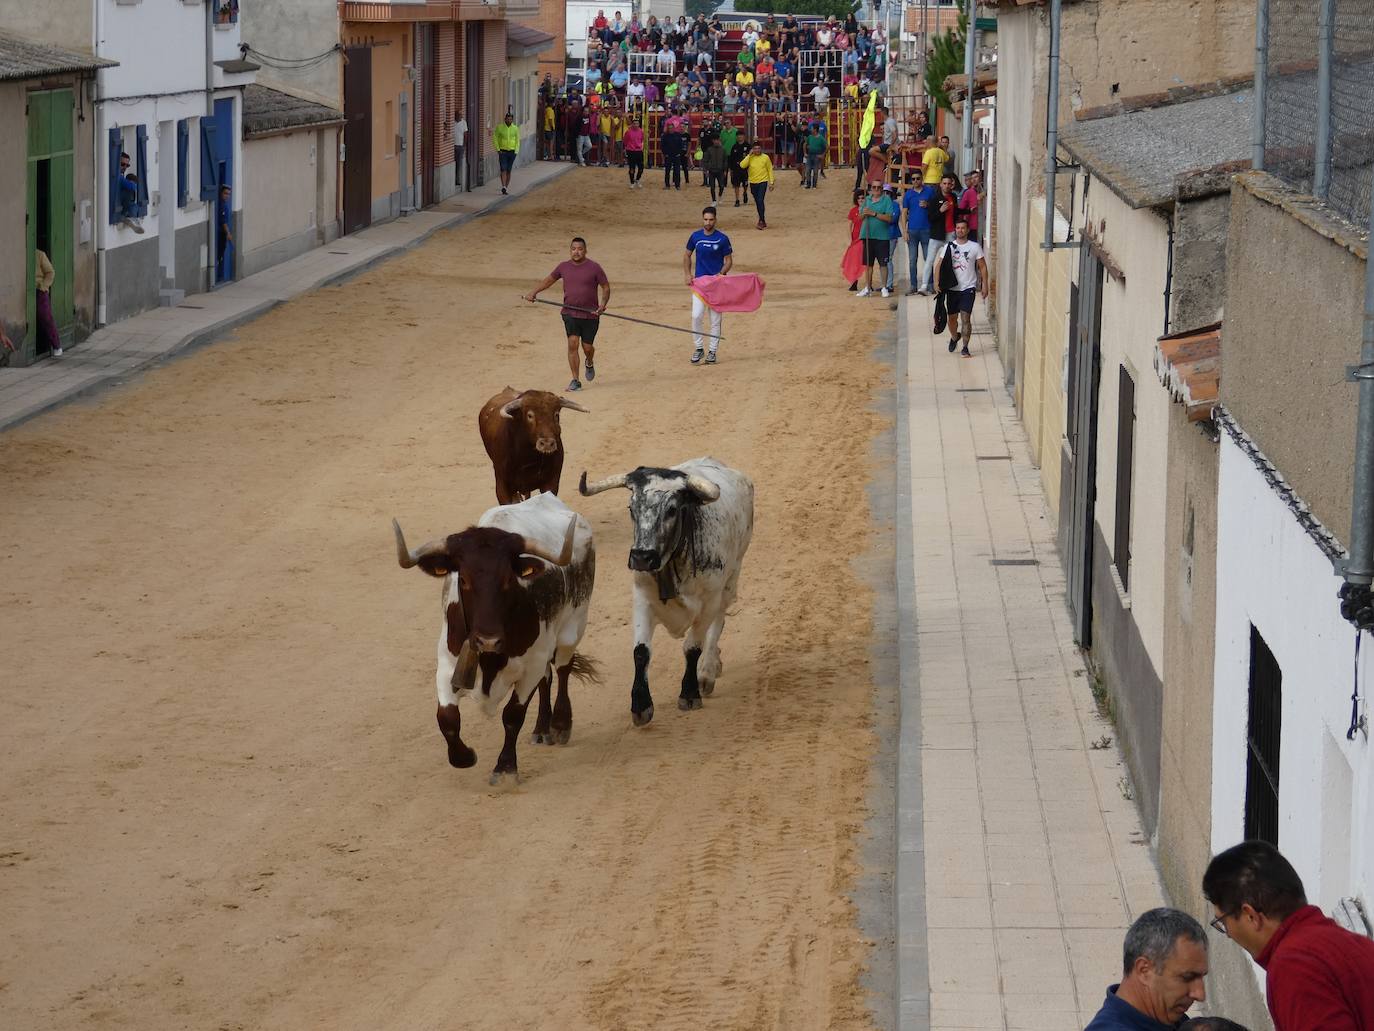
[
  {"xmin": 542, "ymin": 103, "xmax": 556, "ymax": 160},
  {"xmin": 735, "ymin": 68, "xmax": 754, "ymax": 89},
  {"xmin": 493, "ymin": 111, "xmax": 519, "ymax": 194},
  {"xmin": 922, "ymin": 134, "xmax": 950, "ymax": 184},
  {"xmin": 739, "ymin": 140, "xmax": 775, "ymax": 229},
  {"xmin": 598, "ymin": 107, "xmax": 613, "ymax": 166}
]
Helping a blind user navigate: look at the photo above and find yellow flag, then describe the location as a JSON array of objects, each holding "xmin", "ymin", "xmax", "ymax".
[{"xmin": 858, "ymin": 89, "xmax": 878, "ymax": 149}]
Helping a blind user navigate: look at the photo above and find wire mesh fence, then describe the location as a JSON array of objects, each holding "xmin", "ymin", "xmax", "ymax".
[{"xmin": 1263, "ymin": 0, "xmax": 1374, "ymax": 227}]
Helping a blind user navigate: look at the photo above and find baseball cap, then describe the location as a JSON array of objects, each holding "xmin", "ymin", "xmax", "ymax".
[{"xmin": 882, "ymin": 183, "xmax": 894, "ymax": 192}]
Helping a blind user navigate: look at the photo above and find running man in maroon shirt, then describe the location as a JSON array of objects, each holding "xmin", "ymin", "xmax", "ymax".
[
  {"xmin": 523, "ymin": 236, "xmax": 611, "ymax": 392},
  {"xmin": 1204, "ymin": 841, "xmax": 1374, "ymax": 1031}
]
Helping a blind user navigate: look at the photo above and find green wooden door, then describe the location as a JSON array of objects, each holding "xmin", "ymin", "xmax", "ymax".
[
  {"xmin": 25, "ymin": 88, "xmax": 76, "ymax": 352},
  {"xmin": 47, "ymin": 90, "xmax": 75, "ymax": 337}
]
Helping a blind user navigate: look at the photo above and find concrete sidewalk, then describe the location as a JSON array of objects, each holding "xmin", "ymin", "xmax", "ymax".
[
  {"xmin": 0, "ymin": 161, "xmax": 571, "ymax": 433},
  {"xmin": 895, "ymin": 295, "xmax": 1165, "ymax": 1029}
]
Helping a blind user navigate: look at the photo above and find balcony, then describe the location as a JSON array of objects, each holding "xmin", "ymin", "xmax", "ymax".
[{"xmin": 338, "ymin": 0, "xmax": 514, "ymax": 21}]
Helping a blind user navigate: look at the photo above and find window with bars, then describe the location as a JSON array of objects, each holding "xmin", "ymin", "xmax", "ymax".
[{"xmin": 1245, "ymin": 625, "xmax": 1282, "ymax": 847}]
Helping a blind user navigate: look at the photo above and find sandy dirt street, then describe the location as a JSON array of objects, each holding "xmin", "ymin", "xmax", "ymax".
[{"xmin": 0, "ymin": 167, "xmax": 892, "ymax": 1029}]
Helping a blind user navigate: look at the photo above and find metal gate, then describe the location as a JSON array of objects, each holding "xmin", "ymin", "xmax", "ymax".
[
  {"xmin": 1065, "ymin": 247, "xmax": 1104, "ymax": 645},
  {"xmin": 343, "ymin": 46, "xmax": 372, "ymax": 235}
]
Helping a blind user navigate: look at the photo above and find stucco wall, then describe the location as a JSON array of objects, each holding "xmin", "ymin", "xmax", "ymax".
[
  {"xmin": 241, "ymin": 0, "xmax": 343, "ymax": 108},
  {"xmin": 4, "ymin": 0, "xmax": 92, "ymax": 51},
  {"xmin": 994, "ymin": 9, "xmax": 1035, "ymax": 395},
  {"xmin": 1021, "ymin": 200, "xmax": 1072, "ymax": 518},
  {"xmin": 1157, "ymin": 406, "xmax": 1220, "ymax": 938},
  {"xmin": 1171, "ymin": 192, "xmax": 1231, "ymax": 332},
  {"xmin": 1221, "ymin": 174, "xmax": 1363, "ymax": 548},
  {"xmin": 241, "ymin": 127, "xmax": 340, "ymax": 279},
  {"xmin": 1212, "ymin": 429, "xmax": 1374, "ymax": 1022},
  {"xmin": 1080, "ymin": 181, "xmax": 1171, "ymax": 674}
]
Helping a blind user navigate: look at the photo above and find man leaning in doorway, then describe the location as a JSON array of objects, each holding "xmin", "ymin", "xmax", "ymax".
[
  {"xmin": 494, "ymin": 110, "xmax": 519, "ymax": 195},
  {"xmin": 453, "ymin": 112, "xmax": 468, "ymax": 191},
  {"xmin": 216, "ymin": 184, "xmax": 233, "ymax": 284}
]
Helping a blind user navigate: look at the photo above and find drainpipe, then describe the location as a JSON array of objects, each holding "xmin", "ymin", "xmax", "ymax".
[
  {"xmin": 1314, "ymin": 0, "xmax": 1334, "ymax": 200},
  {"xmin": 95, "ymin": 0, "xmax": 106, "ymax": 325},
  {"xmin": 1339, "ymin": 174, "xmax": 1374, "ymax": 631},
  {"xmin": 1253, "ymin": 0, "xmax": 1268, "ymax": 171},
  {"xmin": 205, "ymin": 0, "xmax": 215, "ymax": 292},
  {"xmin": 1042, "ymin": 0, "xmax": 1062, "ymax": 250},
  {"xmin": 961, "ymin": 1, "xmax": 976, "ymax": 174}
]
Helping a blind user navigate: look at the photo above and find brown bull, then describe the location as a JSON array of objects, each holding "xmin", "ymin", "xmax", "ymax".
[{"xmin": 478, "ymin": 386, "xmax": 590, "ymax": 504}]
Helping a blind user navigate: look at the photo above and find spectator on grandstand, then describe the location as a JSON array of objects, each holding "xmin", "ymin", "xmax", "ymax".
[
  {"xmin": 774, "ymin": 52, "xmax": 793, "ymax": 81},
  {"xmin": 736, "ymin": 66, "xmax": 755, "ymax": 90},
  {"xmin": 743, "ymin": 22, "xmax": 760, "ymax": 50},
  {"xmin": 722, "ymin": 81, "xmax": 739, "ymax": 113},
  {"xmin": 913, "ymin": 110, "xmax": 933, "ymax": 140},
  {"xmin": 644, "ymin": 79, "xmax": 660, "ymax": 109},
  {"xmin": 882, "ymin": 105, "xmax": 899, "ymax": 150},
  {"xmin": 809, "ymin": 79, "xmax": 831, "ymax": 114},
  {"xmin": 922, "ymin": 135, "xmax": 950, "ymax": 184}
]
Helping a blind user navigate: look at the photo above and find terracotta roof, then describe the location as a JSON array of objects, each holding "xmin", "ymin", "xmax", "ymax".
[
  {"xmin": 1154, "ymin": 323, "xmax": 1221, "ymax": 422},
  {"xmin": 242, "ymin": 84, "xmax": 344, "ymax": 139},
  {"xmin": 0, "ymin": 31, "xmax": 116, "ymax": 82}
]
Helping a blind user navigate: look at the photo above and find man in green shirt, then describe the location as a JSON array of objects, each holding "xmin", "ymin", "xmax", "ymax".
[
  {"xmin": 719, "ymin": 122, "xmax": 738, "ymax": 158},
  {"xmin": 493, "ymin": 111, "xmax": 519, "ymax": 195},
  {"xmin": 856, "ymin": 181, "xmax": 896, "ymax": 298}
]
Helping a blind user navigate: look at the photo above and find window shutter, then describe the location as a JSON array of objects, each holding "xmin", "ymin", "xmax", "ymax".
[
  {"xmin": 108, "ymin": 126, "xmax": 122, "ymax": 224},
  {"xmin": 134, "ymin": 124, "xmax": 150, "ymax": 215},
  {"xmin": 177, "ymin": 119, "xmax": 190, "ymax": 207},
  {"xmin": 1114, "ymin": 365, "xmax": 1135, "ymax": 592},
  {"xmin": 200, "ymin": 120, "xmax": 220, "ymax": 200}
]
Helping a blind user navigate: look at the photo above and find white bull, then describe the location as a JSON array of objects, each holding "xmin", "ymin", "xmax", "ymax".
[{"xmin": 579, "ymin": 457, "xmax": 753, "ymax": 725}]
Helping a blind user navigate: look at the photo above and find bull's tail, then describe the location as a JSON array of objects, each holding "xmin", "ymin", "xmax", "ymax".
[{"xmin": 565, "ymin": 651, "xmax": 604, "ymax": 686}]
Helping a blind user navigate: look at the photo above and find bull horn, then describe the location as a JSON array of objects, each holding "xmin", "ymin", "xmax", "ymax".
[
  {"xmin": 393, "ymin": 518, "xmax": 447, "ymax": 570},
  {"xmin": 500, "ymin": 394, "xmax": 523, "ymax": 419},
  {"xmin": 559, "ymin": 397, "xmax": 591, "ymax": 414},
  {"xmin": 579, "ymin": 470, "xmax": 629, "ymax": 496},
  {"xmin": 522, "ymin": 514, "xmax": 577, "ymax": 567},
  {"xmin": 685, "ymin": 475, "xmax": 721, "ymax": 502}
]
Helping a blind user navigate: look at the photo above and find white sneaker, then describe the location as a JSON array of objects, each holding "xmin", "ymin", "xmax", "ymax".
[
  {"xmin": 881, "ymin": 287, "xmax": 891, "ymax": 298},
  {"xmin": 52, "ymin": 346, "xmax": 63, "ymax": 357},
  {"xmin": 855, "ymin": 288, "xmax": 871, "ymax": 297}
]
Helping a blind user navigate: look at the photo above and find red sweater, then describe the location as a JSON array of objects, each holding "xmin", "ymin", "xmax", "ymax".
[{"xmin": 1258, "ymin": 904, "xmax": 1374, "ymax": 1031}]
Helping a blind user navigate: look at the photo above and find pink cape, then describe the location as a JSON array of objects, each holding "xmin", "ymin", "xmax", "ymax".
[{"xmin": 690, "ymin": 273, "xmax": 767, "ymax": 313}]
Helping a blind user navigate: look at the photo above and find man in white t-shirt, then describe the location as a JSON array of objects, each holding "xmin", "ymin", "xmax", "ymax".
[
  {"xmin": 809, "ymin": 82, "xmax": 831, "ymax": 113},
  {"xmin": 453, "ymin": 116, "xmax": 468, "ymax": 191},
  {"xmin": 934, "ymin": 215, "xmax": 987, "ymax": 356}
]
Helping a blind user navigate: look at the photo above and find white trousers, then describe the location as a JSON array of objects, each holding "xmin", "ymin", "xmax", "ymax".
[{"xmin": 691, "ymin": 293, "xmax": 722, "ymax": 353}]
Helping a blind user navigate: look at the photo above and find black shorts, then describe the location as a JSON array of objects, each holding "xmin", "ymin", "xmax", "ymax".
[
  {"xmin": 499, "ymin": 150, "xmax": 516, "ymax": 172},
  {"xmin": 862, "ymin": 237, "xmax": 890, "ymax": 266},
  {"xmin": 562, "ymin": 315, "xmax": 600, "ymax": 342},
  {"xmin": 729, "ymin": 165, "xmax": 747, "ymax": 186},
  {"xmin": 947, "ymin": 287, "xmax": 977, "ymax": 314}
]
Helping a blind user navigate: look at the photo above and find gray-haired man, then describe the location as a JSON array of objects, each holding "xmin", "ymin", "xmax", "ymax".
[{"xmin": 1084, "ymin": 908, "xmax": 1208, "ymax": 1029}]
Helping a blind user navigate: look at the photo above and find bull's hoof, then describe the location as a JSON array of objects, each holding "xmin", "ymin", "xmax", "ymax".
[
  {"xmin": 448, "ymin": 743, "xmax": 478, "ymax": 769},
  {"xmin": 700, "ymin": 679, "xmax": 716, "ymax": 697},
  {"xmin": 550, "ymin": 724, "xmax": 572, "ymax": 745},
  {"xmin": 678, "ymin": 696, "xmax": 704, "ymax": 711},
  {"xmin": 632, "ymin": 705, "xmax": 654, "ymax": 727},
  {"xmin": 489, "ymin": 768, "xmax": 520, "ymax": 786},
  {"xmin": 531, "ymin": 730, "xmax": 550, "ymax": 745}
]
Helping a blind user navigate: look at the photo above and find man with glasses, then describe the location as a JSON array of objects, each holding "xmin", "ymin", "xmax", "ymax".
[
  {"xmin": 1084, "ymin": 908, "xmax": 1208, "ymax": 1029},
  {"xmin": 1203, "ymin": 841, "xmax": 1374, "ymax": 1031}
]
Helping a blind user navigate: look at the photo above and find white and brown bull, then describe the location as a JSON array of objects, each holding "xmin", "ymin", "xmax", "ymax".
[
  {"xmin": 579, "ymin": 457, "xmax": 753, "ymax": 726},
  {"xmin": 393, "ymin": 493, "xmax": 599, "ymax": 784}
]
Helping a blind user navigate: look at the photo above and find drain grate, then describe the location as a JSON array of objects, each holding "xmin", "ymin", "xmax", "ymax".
[
  {"xmin": 990, "ymin": 558, "xmax": 1039, "ymax": 566},
  {"xmin": 975, "ymin": 455, "xmax": 1012, "ymax": 461}
]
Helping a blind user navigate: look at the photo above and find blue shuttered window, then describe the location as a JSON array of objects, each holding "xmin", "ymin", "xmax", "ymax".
[
  {"xmin": 133, "ymin": 124, "xmax": 149, "ymax": 216},
  {"xmin": 107, "ymin": 127, "xmax": 122, "ymax": 224},
  {"xmin": 199, "ymin": 120, "xmax": 219, "ymax": 201},
  {"xmin": 177, "ymin": 119, "xmax": 190, "ymax": 208}
]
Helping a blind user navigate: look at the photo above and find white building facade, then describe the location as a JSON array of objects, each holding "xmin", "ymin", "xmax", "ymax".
[
  {"xmin": 94, "ymin": 0, "xmax": 256, "ymax": 322},
  {"xmin": 1211, "ymin": 416, "xmax": 1374, "ymax": 939}
]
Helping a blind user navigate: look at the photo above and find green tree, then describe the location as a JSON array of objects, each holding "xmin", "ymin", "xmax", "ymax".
[
  {"xmin": 756, "ymin": 0, "xmax": 857, "ymax": 21},
  {"xmin": 923, "ymin": 0, "xmax": 968, "ymax": 114},
  {"xmin": 686, "ymin": 0, "xmax": 725, "ymax": 17}
]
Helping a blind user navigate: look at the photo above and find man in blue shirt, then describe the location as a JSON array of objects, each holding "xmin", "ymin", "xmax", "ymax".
[
  {"xmin": 683, "ymin": 205, "xmax": 732, "ymax": 365},
  {"xmin": 1085, "ymin": 909, "xmax": 1209, "ymax": 1030},
  {"xmin": 901, "ymin": 179, "xmax": 938, "ymax": 294}
]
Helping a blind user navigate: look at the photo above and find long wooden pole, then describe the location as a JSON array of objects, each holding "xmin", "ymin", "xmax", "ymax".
[{"xmin": 524, "ymin": 296, "xmax": 725, "ymax": 341}]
